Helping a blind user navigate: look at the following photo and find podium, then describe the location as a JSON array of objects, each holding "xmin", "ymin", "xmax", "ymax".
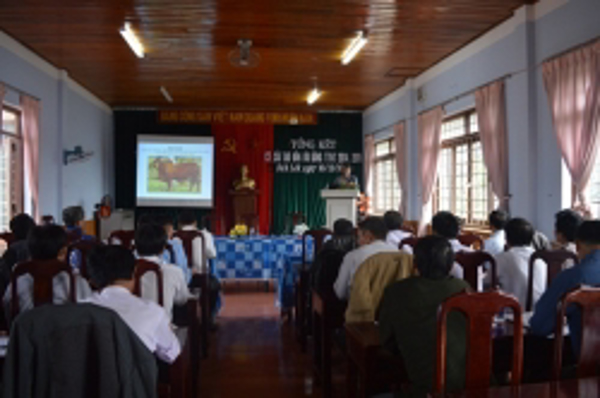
[
  {"xmin": 321, "ymin": 189, "xmax": 360, "ymax": 230},
  {"xmin": 229, "ymin": 189, "xmax": 259, "ymax": 228}
]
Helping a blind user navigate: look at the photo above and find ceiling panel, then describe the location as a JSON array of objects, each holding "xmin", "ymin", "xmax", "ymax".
[{"xmin": 0, "ymin": 0, "xmax": 532, "ymax": 110}]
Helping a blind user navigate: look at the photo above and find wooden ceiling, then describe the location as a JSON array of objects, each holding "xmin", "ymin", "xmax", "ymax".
[{"xmin": 0, "ymin": 0, "xmax": 533, "ymax": 110}]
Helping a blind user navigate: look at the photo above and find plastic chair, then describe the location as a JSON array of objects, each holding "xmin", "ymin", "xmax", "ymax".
[
  {"xmin": 455, "ymin": 251, "xmax": 497, "ymax": 292},
  {"xmin": 458, "ymin": 233, "xmax": 484, "ymax": 250},
  {"xmin": 526, "ymin": 249, "xmax": 579, "ymax": 311},
  {"xmin": 133, "ymin": 259, "xmax": 164, "ymax": 306},
  {"xmin": 553, "ymin": 286, "xmax": 600, "ymax": 380},
  {"xmin": 434, "ymin": 290, "xmax": 523, "ymax": 393},
  {"xmin": 10, "ymin": 259, "xmax": 76, "ymax": 322}
]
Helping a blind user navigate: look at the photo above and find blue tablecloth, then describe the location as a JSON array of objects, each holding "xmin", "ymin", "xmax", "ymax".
[{"xmin": 214, "ymin": 235, "xmax": 314, "ymax": 280}]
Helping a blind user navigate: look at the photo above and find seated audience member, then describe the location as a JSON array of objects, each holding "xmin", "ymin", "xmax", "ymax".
[
  {"xmin": 489, "ymin": 218, "xmax": 546, "ymax": 308},
  {"xmin": 0, "ymin": 214, "xmax": 36, "ymax": 294},
  {"xmin": 333, "ymin": 217, "xmax": 397, "ymax": 300},
  {"xmin": 135, "ymin": 224, "xmax": 191, "ymax": 320},
  {"xmin": 40, "ymin": 215, "xmax": 55, "ymax": 226},
  {"xmin": 384, "ymin": 210, "xmax": 412, "ymax": 248},
  {"xmin": 63, "ymin": 206, "xmax": 94, "ymax": 241},
  {"xmin": 530, "ymin": 221, "xmax": 600, "ymax": 353},
  {"xmin": 175, "ymin": 211, "xmax": 217, "ymax": 274},
  {"xmin": 85, "ymin": 245, "xmax": 181, "ymax": 363},
  {"xmin": 554, "ymin": 209, "xmax": 583, "ymax": 254},
  {"xmin": 402, "ymin": 211, "xmax": 472, "ymax": 280},
  {"xmin": 379, "ymin": 236, "xmax": 468, "ymax": 396},
  {"xmin": 311, "ymin": 218, "xmax": 355, "ymax": 292},
  {"xmin": 484, "ymin": 210, "xmax": 509, "ymax": 256},
  {"xmin": 138, "ymin": 214, "xmax": 191, "ymax": 283},
  {"xmin": 3, "ymin": 225, "xmax": 92, "ymax": 319},
  {"xmin": 532, "ymin": 230, "xmax": 552, "ymax": 251}
]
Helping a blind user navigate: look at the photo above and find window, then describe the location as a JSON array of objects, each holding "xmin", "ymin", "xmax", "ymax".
[
  {"xmin": 1, "ymin": 107, "xmax": 24, "ymax": 232},
  {"xmin": 433, "ymin": 111, "xmax": 495, "ymax": 225},
  {"xmin": 373, "ymin": 138, "xmax": 400, "ymax": 214}
]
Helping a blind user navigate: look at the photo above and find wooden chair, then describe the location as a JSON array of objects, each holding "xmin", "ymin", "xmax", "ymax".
[
  {"xmin": 0, "ymin": 232, "xmax": 15, "ymax": 246},
  {"xmin": 296, "ymin": 228, "xmax": 332, "ymax": 351},
  {"xmin": 312, "ymin": 290, "xmax": 347, "ymax": 397},
  {"xmin": 10, "ymin": 259, "xmax": 76, "ymax": 322},
  {"xmin": 434, "ymin": 290, "xmax": 523, "ymax": 394},
  {"xmin": 400, "ymin": 224, "xmax": 416, "ymax": 235},
  {"xmin": 458, "ymin": 233, "xmax": 484, "ymax": 250},
  {"xmin": 526, "ymin": 250, "xmax": 579, "ymax": 311},
  {"xmin": 108, "ymin": 230, "xmax": 136, "ymax": 250},
  {"xmin": 133, "ymin": 259, "xmax": 164, "ymax": 306},
  {"xmin": 399, "ymin": 237, "xmax": 419, "ymax": 251},
  {"xmin": 66, "ymin": 240, "xmax": 100, "ymax": 280},
  {"xmin": 173, "ymin": 230, "xmax": 210, "ymax": 359},
  {"xmin": 553, "ymin": 286, "xmax": 600, "ymax": 380},
  {"xmin": 66, "ymin": 229, "xmax": 83, "ymax": 244},
  {"xmin": 455, "ymin": 251, "xmax": 497, "ymax": 292}
]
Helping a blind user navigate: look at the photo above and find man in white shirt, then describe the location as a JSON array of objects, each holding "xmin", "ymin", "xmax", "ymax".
[
  {"xmin": 135, "ymin": 223, "xmax": 191, "ymax": 320},
  {"xmin": 3, "ymin": 225, "xmax": 92, "ymax": 321},
  {"xmin": 84, "ymin": 245, "xmax": 181, "ymax": 363},
  {"xmin": 384, "ymin": 210, "xmax": 412, "ymax": 248},
  {"xmin": 401, "ymin": 212, "xmax": 472, "ymax": 280},
  {"xmin": 174, "ymin": 211, "xmax": 217, "ymax": 274},
  {"xmin": 484, "ymin": 210, "xmax": 509, "ymax": 256},
  {"xmin": 334, "ymin": 217, "xmax": 398, "ymax": 300},
  {"xmin": 488, "ymin": 218, "xmax": 546, "ymax": 309}
]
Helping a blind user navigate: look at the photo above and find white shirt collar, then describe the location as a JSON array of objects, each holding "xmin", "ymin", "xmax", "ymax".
[
  {"xmin": 100, "ymin": 285, "xmax": 132, "ymax": 296},
  {"xmin": 138, "ymin": 255, "xmax": 164, "ymax": 265},
  {"xmin": 181, "ymin": 225, "xmax": 196, "ymax": 231}
]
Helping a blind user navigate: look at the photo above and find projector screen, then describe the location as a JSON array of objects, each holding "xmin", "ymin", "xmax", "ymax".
[{"xmin": 136, "ymin": 135, "xmax": 214, "ymax": 208}]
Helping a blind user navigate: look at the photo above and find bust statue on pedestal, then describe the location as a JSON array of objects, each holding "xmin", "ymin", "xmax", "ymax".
[
  {"xmin": 230, "ymin": 165, "xmax": 259, "ymax": 232},
  {"xmin": 233, "ymin": 164, "xmax": 256, "ymax": 191}
]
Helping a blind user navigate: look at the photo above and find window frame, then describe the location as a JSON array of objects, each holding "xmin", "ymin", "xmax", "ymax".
[
  {"xmin": 433, "ymin": 110, "xmax": 494, "ymax": 226},
  {"xmin": 372, "ymin": 137, "xmax": 400, "ymax": 215},
  {"xmin": 1, "ymin": 104, "xmax": 25, "ymax": 228}
]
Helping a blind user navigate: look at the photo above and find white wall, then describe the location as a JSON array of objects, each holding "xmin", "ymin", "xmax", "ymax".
[
  {"xmin": 0, "ymin": 31, "xmax": 113, "ymax": 221},
  {"xmin": 363, "ymin": 0, "xmax": 600, "ymax": 237}
]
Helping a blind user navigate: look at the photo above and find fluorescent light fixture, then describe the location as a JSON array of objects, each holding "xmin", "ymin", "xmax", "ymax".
[
  {"xmin": 307, "ymin": 88, "xmax": 322, "ymax": 105},
  {"xmin": 341, "ymin": 31, "xmax": 368, "ymax": 65},
  {"xmin": 160, "ymin": 86, "xmax": 173, "ymax": 103},
  {"xmin": 119, "ymin": 22, "xmax": 145, "ymax": 58}
]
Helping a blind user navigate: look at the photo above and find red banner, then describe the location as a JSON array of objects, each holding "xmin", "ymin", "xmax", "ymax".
[{"xmin": 158, "ymin": 110, "xmax": 317, "ymax": 125}]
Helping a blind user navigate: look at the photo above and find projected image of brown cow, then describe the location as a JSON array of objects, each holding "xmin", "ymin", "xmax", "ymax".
[{"xmin": 148, "ymin": 157, "xmax": 201, "ymax": 192}]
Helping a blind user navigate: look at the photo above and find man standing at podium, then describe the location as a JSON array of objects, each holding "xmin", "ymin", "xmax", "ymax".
[{"xmin": 330, "ymin": 164, "xmax": 360, "ymax": 190}]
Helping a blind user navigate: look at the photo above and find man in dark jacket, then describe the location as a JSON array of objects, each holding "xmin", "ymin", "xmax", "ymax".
[
  {"xmin": 379, "ymin": 236, "xmax": 469, "ymax": 397},
  {"xmin": 3, "ymin": 303, "xmax": 158, "ymax": 398}
]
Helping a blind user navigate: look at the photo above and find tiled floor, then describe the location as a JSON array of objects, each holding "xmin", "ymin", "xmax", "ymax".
[{"xmin": 200, "ymin": 289, "xmax": 338, "ymax": 398}]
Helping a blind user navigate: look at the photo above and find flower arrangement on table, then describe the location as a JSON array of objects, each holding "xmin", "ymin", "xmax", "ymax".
[
  {"xmin": 229, "ymin": 224, "xmax": 249, "ymax": 238},
  {"xmin": 293, "ymin": 223, "xmax": 309, "ymax": 236}
]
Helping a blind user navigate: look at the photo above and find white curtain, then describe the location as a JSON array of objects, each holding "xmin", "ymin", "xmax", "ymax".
[
  {"xmin": 418, "ymin": 107, "xmax": 444, "ymax": 234},
  {"xmin": 363, "ymin": 135, "xmax": 375, "ymax": 197},
  {"xmin": 393, "ymin": 122, "xmax": 408, "ymax": 214},
  {"xmin": 475, "ymin": 81, "xmax": 510, "ymax": 211}
]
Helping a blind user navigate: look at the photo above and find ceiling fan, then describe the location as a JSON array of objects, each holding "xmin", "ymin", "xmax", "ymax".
[{"xmin": 229, "ymin": 39, "xmax": 260, "ymax": 68}]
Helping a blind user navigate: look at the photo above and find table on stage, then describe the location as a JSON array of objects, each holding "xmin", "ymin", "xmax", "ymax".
[{"xmin": 214, "ymin": 235, "xmax": 314, "ymax": 280}]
